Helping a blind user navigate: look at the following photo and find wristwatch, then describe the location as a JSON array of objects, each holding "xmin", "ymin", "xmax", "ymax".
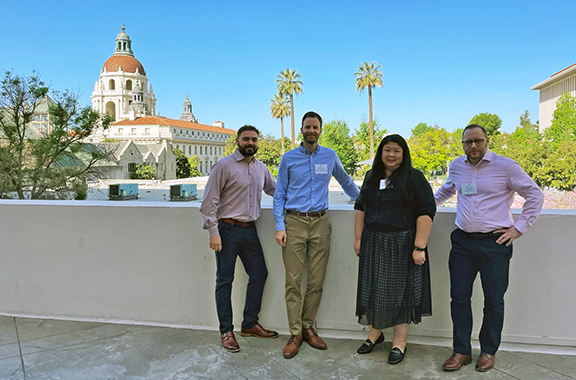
[{"xmin": 414, "ymin": 246, "xmax": 426, "ymax": 251}]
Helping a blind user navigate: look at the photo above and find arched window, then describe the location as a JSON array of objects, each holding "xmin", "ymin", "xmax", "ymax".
[
  {"xmin": 105, "ymin": 101, "xmax": 116, "ymax": 120},
  {"xmin": 126, "ymin": 80, "xmax": 132, "ymax": 90},
  {"xmin": 108, "ymin": 79, "xmax": 115, "ymax": 90}
]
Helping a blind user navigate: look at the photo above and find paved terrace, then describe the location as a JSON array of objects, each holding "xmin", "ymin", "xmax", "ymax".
[{"xmin": 1, "ymin": 315, "xmax": 575, "ymax": 380}]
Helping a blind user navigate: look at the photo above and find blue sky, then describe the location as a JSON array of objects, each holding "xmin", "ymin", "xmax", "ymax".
[{"xmin": 1, "ymin": 0, "xmax": 574, "ymax": 138}]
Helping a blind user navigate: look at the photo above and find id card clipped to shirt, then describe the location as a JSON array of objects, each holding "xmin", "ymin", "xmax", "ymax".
[
  {"xmin": 314, "ymin": 164, "xmax": 328, "ymax": 174},
  {"xmin": 462, "ymin": 182, "xmax": 477, "ymax": 195}
]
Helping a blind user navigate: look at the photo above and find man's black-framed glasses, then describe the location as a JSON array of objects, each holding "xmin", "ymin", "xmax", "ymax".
[{"xmin": 462, "ymin": 138, "xmax": 485, "ymax": 147}]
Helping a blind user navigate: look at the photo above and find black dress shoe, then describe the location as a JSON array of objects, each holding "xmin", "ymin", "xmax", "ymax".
[
  {"xmin": 388, "ymin": 347, "xmax": 406, "ymax": 364},
  {"xmin": 357, "ymin": 333, "xmax": 384, "ymax": 354}
]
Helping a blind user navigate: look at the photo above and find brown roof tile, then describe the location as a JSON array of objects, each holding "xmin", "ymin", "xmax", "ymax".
[
  {"xmin": 102, "ymin": 55, "xmax": 147, "ymax": 76},
  {"xmin": 112, "ymin": 116, "xmax": 235, "ymax": 134}
]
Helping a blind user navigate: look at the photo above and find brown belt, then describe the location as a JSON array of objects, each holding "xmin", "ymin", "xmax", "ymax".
[
  {"xmin": 286, "ymin": 209, "xmax": 327, "ymax": 218},
  {"xmin": 219, "ymin": 218, "xmax": 254, "ymax": 227}
]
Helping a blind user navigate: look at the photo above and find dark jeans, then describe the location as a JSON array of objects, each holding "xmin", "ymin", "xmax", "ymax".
[
  {"xmin": 449, "ymin": 228, "xmax": 513, "ymax": 356},
  {"xmin": 215, "ymin": 221, "xmax": 268, "ymax": 334}
]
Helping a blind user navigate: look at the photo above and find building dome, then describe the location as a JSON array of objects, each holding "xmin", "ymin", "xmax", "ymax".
[{"xmin": 102, "ymin": 55, "xmax": 146, "ymax": 76}]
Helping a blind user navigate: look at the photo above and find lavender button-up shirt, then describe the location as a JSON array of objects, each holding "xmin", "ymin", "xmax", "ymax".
[
  {"xmin": 200, "ymin": 149, "xmax": 276, "ymax": 237},
  {"xmin": 434, "ymin": 149, "xmax": 544, "ymax": 234}
]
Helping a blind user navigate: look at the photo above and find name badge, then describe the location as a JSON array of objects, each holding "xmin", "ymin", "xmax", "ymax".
[
  {"xmin": 462, "ymin": 182, "xmax": 477, "ymax": 195},
  {"xmin": 379, "ymin": 179, "xmax": 390, "ymax": 190},
  {"xmin": 315, "ymin": 164, "xmax": 328, "ymax": 174}
]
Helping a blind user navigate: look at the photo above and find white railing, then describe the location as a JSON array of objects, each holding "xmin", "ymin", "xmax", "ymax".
[{"xmin": 0, "ymin": 200, "xmax": 574, "ymax": 350}]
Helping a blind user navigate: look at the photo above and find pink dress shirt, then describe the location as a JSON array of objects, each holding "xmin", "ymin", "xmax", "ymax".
[
  {"xmin": 434, "ymin": 149, "xmax": 544, "ymax": 234},
  {"xmin": 200, "ymin": 150, "xmax": 276, "ymax": 237}
]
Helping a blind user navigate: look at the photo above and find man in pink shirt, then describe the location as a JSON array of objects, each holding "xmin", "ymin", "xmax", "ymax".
[
  {"xmin": 435, "ymin": 124, "xmax": 543, "ymax": 372},
  {"xmin": 200, "ymin": 125, "xmax": 278, "ymax": 352}
]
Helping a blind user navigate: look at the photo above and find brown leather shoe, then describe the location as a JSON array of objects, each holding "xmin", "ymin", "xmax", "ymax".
[
  {"xmin": 221, "ymin": 331, "xmax": 240, "ymax": 352},
  {"xmin": 302, "ymin": 328, "xmax": 327, "ymax": 350},
  {"xmin": 240, "ymin": 323, "xmax": 279, "ymax": 339},
  {"xmin": 283, "ymin": 334, "xmax": 303, "ymax": 359},
  {"xmin": 476, "ymin": 353, "xmax": 495, "ymax": 372},
  {"xmin": 442, "ymin": 353, "xmax": 472, "ymax": 371}
]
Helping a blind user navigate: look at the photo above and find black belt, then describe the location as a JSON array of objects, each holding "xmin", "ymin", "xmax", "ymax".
[
  {"xmin": 219, "ymin": 218, "xmax": 254, "ymax": 227},
  {"xmin": 459, "ymin": 229, "xmax": 503, "ymax": 239},
  {"xmin": 286, "ymin": 209, "xmax": 327, "ymax": 218}
]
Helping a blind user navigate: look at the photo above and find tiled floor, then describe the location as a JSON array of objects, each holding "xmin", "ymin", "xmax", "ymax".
[{"xmin": 0, "ymin": 315, "xmax": 574, "ymax": 379}]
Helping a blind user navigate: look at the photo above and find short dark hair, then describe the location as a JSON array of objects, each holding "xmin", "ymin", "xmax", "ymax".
[
  {"xmin": 463, "ymin": 124, "xmax": 488, "ymax": 138},
  {"xmin": 301, "ymin": 111, "xmax": 323, "ymax": 128},
  {"xmin": 237, "ymin": 125, "xmax": 260, "ymax": 138}
]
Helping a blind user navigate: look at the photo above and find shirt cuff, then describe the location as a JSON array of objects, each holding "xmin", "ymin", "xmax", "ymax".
[
  {"xmin": 513, "ymin": 220, "xmax": 529, "ymax": 234},
  {"xmin": 208, "ymin": 226, "xmax": 219, "ymax": 237},
  {"xmin": 276, "ymin": 221, "xmax": 285, "ymax": 231}
]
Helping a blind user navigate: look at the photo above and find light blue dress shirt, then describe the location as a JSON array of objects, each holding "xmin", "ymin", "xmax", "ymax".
[{"xmin": 273, "ymin": 145, "xmax": 360, "ymax": 231}]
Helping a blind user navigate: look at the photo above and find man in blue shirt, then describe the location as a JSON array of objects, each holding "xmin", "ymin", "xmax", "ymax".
[{"xmin": 274, "ymin": 111, "xmax": 360, "ymax": 359}]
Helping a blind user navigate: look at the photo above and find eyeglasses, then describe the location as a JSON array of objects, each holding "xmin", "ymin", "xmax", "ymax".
[{"xmin": 462, "ymin": 138, "xmax": 485, "ymax": 147}]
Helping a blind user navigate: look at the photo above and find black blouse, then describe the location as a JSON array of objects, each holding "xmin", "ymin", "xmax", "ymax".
[{"xmin": 354, "ymin": 168, "xmax": 436, "ymax": 232}]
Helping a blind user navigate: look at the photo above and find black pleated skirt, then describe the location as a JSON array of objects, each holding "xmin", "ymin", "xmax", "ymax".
[{"xmin": 356, "ymin": 228, "xmax": 432, "ymax": 329}]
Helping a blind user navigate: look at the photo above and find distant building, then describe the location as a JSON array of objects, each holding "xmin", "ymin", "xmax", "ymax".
[
  {"xmin": 90, "ymin": 25, "xmax": 234, "ymax": 176},
  {"xmin": 532, "ymin": 63, "xmax": 576, "ymax": 132},
  {"xmin": 100, "ymin": 140, "xmax": 176, "ymax": 180},
  {"xmin": 91, "ymin": 24, "xmax": 156, "ymax": 122},
  {"xmin": 111, "ymin": 116, "xmax": 234, "ymax": 175},
  {"xmin": 31, "ymin": 95, "xmax": 57, "ymax": 134}
]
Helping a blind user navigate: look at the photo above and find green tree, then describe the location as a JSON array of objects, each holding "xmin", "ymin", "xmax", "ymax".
[
  {"xmin": 354, "ymin": 61, "xmax": 383, "ymax": 158},
  {"xmin": 448, "ymin": 127, "xmax": 464, "ymax": 160},
  {"xmin": 254, "ymin": 134, "xmax": 284, "ymax": 175},
  {"xmin": 134, "ymin": 164, "xmax": 155, "ymax": 179},
  {"xmin": 270, "ymin": 93, "xmax": 290, "ymax": 156},
  {"xmin": 172, "ymin": 148, "xmax": 191, "ymax": 178},
  {"xmin": 545, "ymin": 92, "xmax": 576, "ymax": 144},
  {"xmin": 223, "ymin": 134, "xmax": 236, "ymax": 156},
  {"xmin": 354, "ymin": 119, "xmax": 387, "ymax": 162},
  {"xmin": 411, "ymin": 122, "xmax": 434, "ymax": 136},
  {"xmin": 276, "ymin": 68, "xmax": 303, "ymax": 149},
  {"xmin": 469, "ymin": 112, "xmax": 502, "ymax": 137},
  {"xmin": 535, "ymin": 140, "xmax": 576, "ymax": 190},
  {"xmin": 319, "ymin": 120, "xmax": 358, "ymax": 175},
  {"xmin": 188, "ymin": 155, "xmax": 201, "ymax": 177},
  {"xmin": 409, "ymin": 126, "xmax": 451, "ymax": 178},
  {"xmin": 0, "ymin": 70, "xmax": 113, "ymax": 199}
]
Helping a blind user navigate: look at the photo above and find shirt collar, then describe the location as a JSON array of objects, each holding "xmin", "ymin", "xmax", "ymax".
[
  {"xmin": 464, "ymin": 148, "xmax": 494, "ymax": 165},
  {"xmin": 233, "ymin": 149, "xmax": 247, "ymax": 162},
  {"xmin": 298, "ymin": 143, "xmax": 321, "ymax": 155}
]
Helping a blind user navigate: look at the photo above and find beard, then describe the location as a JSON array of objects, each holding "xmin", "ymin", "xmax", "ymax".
[
  {"xmin": 303, "ymin": 133, "xmax": 318, "ymax": 144},
  {"xmin": 238, "ymin": 144, "xmax": 258, "ymax": 156}
]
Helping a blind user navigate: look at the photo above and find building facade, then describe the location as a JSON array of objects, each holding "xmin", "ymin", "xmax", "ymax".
[
  {"xmin": 532, "ymin": 63, "xmax": 576, "ymax": 132},
  {"xmin": 90, "ymin": 25, "xmax": 234, "ymax": 176},
  {"xmin": 111, "ymin": 116, "xmax": 234, "ymax": 175},
  {"xmin": 91, "ymin": 24, "xmax": 156, "ymax": 122}
]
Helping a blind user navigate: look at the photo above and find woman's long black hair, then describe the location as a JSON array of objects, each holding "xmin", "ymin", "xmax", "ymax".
[{"xmin": 362, "ymin": 134, "xmax": 414, "ymax": 201}]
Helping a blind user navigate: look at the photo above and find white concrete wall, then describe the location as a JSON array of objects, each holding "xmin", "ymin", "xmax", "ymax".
[{"xmin": 0, "ymin": 201, "xmax": 575, "ymax": 349}]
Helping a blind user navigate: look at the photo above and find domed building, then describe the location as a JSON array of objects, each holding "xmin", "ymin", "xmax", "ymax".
[
  {"xmin": 91, "ymin": 24, "xmax": 156, "ymax": 121},
  {"xmin": 89, "ymin": 25, "xmax": 235, "ymax": 177}
]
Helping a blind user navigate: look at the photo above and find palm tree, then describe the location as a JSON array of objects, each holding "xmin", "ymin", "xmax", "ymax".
[
  {"xmin": 270, "ymin": 93, "xmax": 290, "ymax": 156},
  {"xmin": 276, "ymin": 68, "xmax": 303, "ymax": 148},
  {"xmin": 355, "ymin": 61, "xmax": 383, "ymax": 158}
]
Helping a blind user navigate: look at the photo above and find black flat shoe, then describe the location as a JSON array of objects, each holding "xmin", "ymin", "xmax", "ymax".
[
  {"xmin": 388, "ymin": 347, "xmax": 406, "ymax": 364},
  {"xmin": 357, "ymin": 333, "xmax": 385, "ymax": 354}
]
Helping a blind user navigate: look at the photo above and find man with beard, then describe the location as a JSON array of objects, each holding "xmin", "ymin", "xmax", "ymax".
[
  {"xmin": 273, "ymin": 111, "xmax": 360, "ymax": 359},
  {"xmin": 200, "ymin": 125, "xmax": 278, "ymax": 352}
]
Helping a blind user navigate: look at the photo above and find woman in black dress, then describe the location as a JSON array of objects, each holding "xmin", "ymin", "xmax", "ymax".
[{"xmin": 354, "ymin": 134, "xmax": 436, "ymax": 364}]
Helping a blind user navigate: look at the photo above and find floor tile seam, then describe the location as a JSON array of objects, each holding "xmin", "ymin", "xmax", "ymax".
[
  {"xmin": 506, "ymin": 351, "xmax": 575, "ymax": 378},
  {"xmin": 17, "ymin": 325, "xmax": 151, "ymax": 345},
  {"xmin": 18, "ymin": 326, "xmax": 155, "ymax": 357},
  {"xmin": 0, "ymin": 353, "xmax": 23, "ymax": 361},
  {"xmin": 0, "ymin": 341, "xmax": 19, "ymax": 347},
  {"xmin": 13, "ymin": 318, "xmax": 27, "ymax": 380}
]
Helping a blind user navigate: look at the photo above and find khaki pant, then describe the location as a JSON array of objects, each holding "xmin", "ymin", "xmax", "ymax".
[{"xmin": 282, "ymin": 212, "xmax": 332, "ymax": 335}]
